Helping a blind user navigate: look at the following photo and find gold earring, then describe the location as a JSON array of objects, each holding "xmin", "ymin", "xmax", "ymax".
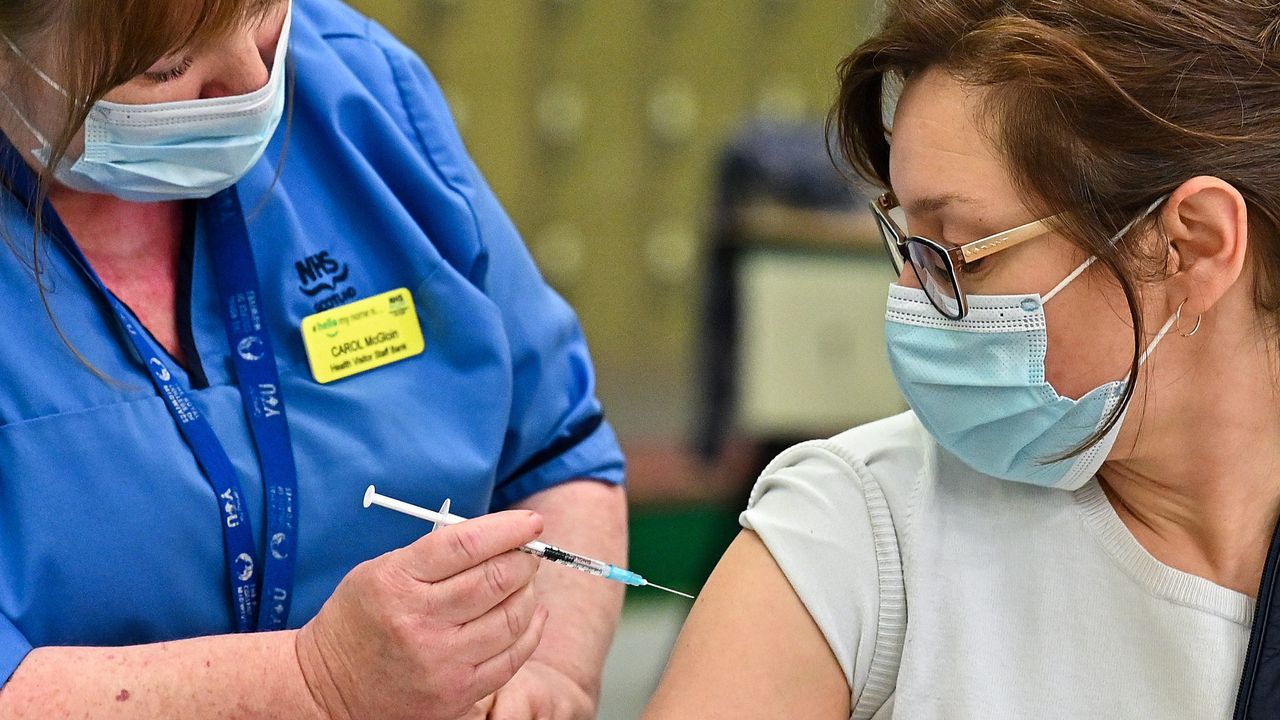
[{"xmin": 1174, "ymin": 299, "xmax": 1202, "ymax": 338}]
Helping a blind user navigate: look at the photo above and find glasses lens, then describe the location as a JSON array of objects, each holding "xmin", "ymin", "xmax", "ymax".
[{"xmin": 905, "ymin": 240, "xmax": 963, "ymax": 318}]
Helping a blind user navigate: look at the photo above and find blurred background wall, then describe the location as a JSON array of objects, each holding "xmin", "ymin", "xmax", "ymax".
[{"xmin": 343, "ymin": 2, "xmax": 890, "ymax": 717}]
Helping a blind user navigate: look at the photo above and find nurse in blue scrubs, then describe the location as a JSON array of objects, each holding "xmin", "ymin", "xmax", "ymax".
[{"xmin": 0, "ymin": 1, "xmax": 626, "ymax": 718}]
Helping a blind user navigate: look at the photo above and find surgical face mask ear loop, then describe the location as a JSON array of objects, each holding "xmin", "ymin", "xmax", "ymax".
[
  {"xmin": 1042, "ymin": 254, "xmax": 1180, "ymax": 368},
  {"xmin": 1041, "ymin": 195, "xmax": 1182, "ymax": 359},
  {"xmin": 2, "ymin": 36, "xmax": 69, "ymax": 96},
  {"xmin": 1041, "ymin": 195, "xmax": 1172, "ymax": 306},
  {"xmin": 0, "ymin": 35, "xmax": 80, "ymax": 161},
  {"xmin": 1041, "ymin": 255, "xmax": 1099, "ymax": 305},
  {"xmin": 0, "ymin": 34, "xmax": 119, "ymax": 171}
]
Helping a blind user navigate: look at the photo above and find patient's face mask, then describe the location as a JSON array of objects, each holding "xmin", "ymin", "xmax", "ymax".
[
  {"xmin": 0, "ymin": 1, "xmax": 291, "ymax": 202},
  {"xmin": 883, "ymin": 200, "xmax": 1174, "ymax": 490}
]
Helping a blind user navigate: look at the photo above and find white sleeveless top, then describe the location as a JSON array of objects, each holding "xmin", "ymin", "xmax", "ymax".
[{"xmin": 739, "ymin": 412, "xmax": 1251, "ymax": 719}]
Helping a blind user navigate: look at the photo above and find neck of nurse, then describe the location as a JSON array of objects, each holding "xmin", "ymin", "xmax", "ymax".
[
  {"xmin": 48, "ymin": 186, "xmax": 183, "ymax": 264},
  {"xmin": 1098, "ymin": 328, "xmax": 1280, "ymax": 598},
  {"xmin": 48, "ymin": 184, "xmax": 187, "ymax": 363}
]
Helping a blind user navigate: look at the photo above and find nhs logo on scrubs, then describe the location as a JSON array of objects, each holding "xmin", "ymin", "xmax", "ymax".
[{"xmin": 295, "ymin": 250, "xmax": 358, "ymax": 312}]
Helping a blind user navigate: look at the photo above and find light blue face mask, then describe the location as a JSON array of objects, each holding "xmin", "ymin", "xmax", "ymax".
[
  {"xmin": 884, "ymin": 205, "xmax": 1176, "ymax": 490},
  {"xmin": 0, "ymin": 1, "xmax": 291, "ymax": 203}
]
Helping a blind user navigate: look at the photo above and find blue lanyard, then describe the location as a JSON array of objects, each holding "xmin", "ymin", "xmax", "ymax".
[
  {"xmin": 203, "ymin": 187, "xmax": 299, "ymax": 632},
  {"xmin": 5, "ymin": 155, "xmax": 300, "ymax": 632}
]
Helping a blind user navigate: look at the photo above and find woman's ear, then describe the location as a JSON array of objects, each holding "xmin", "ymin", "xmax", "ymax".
[{"xmin": 1159, "ymin": 176, "xmax": 1250, "ymax": 320}]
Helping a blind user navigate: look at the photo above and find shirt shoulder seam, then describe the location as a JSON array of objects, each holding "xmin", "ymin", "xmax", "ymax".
[{"xmin": 766, "ymin": 441, "xmax": 906, "ymax": 716}]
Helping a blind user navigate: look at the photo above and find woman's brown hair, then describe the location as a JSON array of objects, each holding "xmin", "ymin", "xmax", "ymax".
[
  {"xmin": 830, "ymin": 0, "xmax": 1280, "ymax": 456},
  {"xmin": 0, "ymin": 0, "xmax": 286, "ymax": 377}
]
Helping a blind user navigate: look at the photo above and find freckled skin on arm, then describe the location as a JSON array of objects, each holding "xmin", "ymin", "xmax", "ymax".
[
  {"xmin": 0, "ymin": 631, "xmax": 326, "ymax": 720},
  {"xmin": 642, "ymin": 531, "xmax": 851, "ymax": 720},
  {"xmin": 0, "ymin": 507, "xmax": 556, "ymax": 720}
]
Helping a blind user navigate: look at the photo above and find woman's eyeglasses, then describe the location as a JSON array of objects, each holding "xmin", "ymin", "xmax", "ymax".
[{"xmin": 870, "ymin": 192, "xmax": 1060, "ymax": 319}]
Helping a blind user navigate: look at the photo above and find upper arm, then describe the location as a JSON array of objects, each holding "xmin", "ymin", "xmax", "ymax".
[{"xmin": 643, "ymin": 530, "xmax": 851, "ymax": 720}]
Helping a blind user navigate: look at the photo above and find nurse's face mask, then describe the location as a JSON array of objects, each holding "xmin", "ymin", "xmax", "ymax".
[
  {"xmin": 874, "ymin": 194, "xmax": 1175, "ymax": 490},
  {"xmin": 0, "ymin": 1, "xmax": 291, "ymax": 203}
]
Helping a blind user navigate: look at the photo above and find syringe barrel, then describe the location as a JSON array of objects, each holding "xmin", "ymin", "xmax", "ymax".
[{"xmin": 529, "ymin": 542, "xmax": 610, "ymax": 577}]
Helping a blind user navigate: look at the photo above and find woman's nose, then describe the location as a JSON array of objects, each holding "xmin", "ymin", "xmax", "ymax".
[
  {"xmin": 198, "ymin": 16, "xmax": 283, "ymax": 99},
  {"xmin": 896, "ymin": 263, "xmax": 921, "ymax": 289}
]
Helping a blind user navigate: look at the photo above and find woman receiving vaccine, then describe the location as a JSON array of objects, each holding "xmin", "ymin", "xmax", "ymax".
[{"xmin": 646, "ymin": 0, "xmax": 1279, "ymax": 717}]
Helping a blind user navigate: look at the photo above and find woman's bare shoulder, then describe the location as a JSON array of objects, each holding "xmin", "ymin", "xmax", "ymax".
[{"xmin": 641, "ymin": 531, "xmax": 852, "ymax": 720}]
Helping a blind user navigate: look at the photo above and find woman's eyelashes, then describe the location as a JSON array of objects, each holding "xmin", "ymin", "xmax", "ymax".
[{"xmin": 142, "ymin": 56, "xmax": 194, "ymax": 84}]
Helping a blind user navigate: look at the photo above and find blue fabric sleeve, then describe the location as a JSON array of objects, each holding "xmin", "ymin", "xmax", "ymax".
[
  {"xmin": 361, "ymin": 23, "xmax": 627, "ymax": 509},
  {"xmin": 462, "ymin": 175, "xmax": 626, "ymax": 509},
  {"xmin": 0, "ymin": 613, "xmax": 31, "ymax": 687}
]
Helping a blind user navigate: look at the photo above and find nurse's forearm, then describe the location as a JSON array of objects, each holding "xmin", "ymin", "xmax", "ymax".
[
  {"xmin": 0, "ymin": 630, "xmax": 325, "ymax": 719},
  {"xmin": 513, "ymin": 479, "xmax": 628, "ymax": 701}
]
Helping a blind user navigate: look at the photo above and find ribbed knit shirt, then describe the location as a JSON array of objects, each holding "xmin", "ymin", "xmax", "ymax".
[{"xmin": 740, "ymin": 412, "xmax": 1251, "ymax": 719}]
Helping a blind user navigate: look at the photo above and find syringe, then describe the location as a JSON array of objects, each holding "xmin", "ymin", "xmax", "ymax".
[{"xmin": 363, "ymin": 486, "xmax": 694, "ymax": 600}]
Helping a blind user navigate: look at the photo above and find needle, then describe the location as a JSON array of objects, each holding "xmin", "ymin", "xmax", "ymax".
[
  {"xmin": 643, "ymin": 581, "xmax": 695, "ymax": 599},
  {"xmin": 363, "ymin": 486, "xmax": 696, "ymax": 600}
]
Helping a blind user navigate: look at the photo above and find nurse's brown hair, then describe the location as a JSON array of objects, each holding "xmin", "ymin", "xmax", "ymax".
[
  {"xmin": 830, "ymin": 0, "xmax": 1280, "ymax": 456},
  {"xmin": 0, "ymin": 0, "xmax": 286, "ymax": 377}
]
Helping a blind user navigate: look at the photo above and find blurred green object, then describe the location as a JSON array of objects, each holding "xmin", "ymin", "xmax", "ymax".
[{"xmin": 626, "ymin": 502, "xmax": 742, "ymax": 604}]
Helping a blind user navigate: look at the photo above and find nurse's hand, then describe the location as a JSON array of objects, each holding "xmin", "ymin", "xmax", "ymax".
[
  {"xmin": 464, "ymin": 659, "xmax": 595, "ymax": 719},
  {"xmin": 294, "ymin": 510, "xmax": 549, "ymax": 720}
]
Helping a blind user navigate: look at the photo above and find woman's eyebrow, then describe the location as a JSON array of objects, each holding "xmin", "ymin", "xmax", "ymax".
[{"xmin": 905, "ymin": 192, "xmax": 979, "ymax": 216}]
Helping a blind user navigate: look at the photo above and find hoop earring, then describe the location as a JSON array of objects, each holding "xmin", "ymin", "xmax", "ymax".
[{"xmin": 1174, "ymin": 299, "xmax": 1202, "ymax": 338}]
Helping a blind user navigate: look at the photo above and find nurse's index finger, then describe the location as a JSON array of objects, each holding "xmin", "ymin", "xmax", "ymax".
[{"xmin": 406, "ymin": 510, "xmax": 544, "ymax": 582}]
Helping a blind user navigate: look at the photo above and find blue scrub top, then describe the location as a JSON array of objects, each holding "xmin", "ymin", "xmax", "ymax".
[{"xmin": 0, "ymin": 0, "xmax": 625, "ymax": 684}]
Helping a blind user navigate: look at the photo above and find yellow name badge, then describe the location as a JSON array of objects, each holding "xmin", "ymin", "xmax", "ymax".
[{"xmin": 301, "ymin": 288, "xmax": 426, "ymax": 384}]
